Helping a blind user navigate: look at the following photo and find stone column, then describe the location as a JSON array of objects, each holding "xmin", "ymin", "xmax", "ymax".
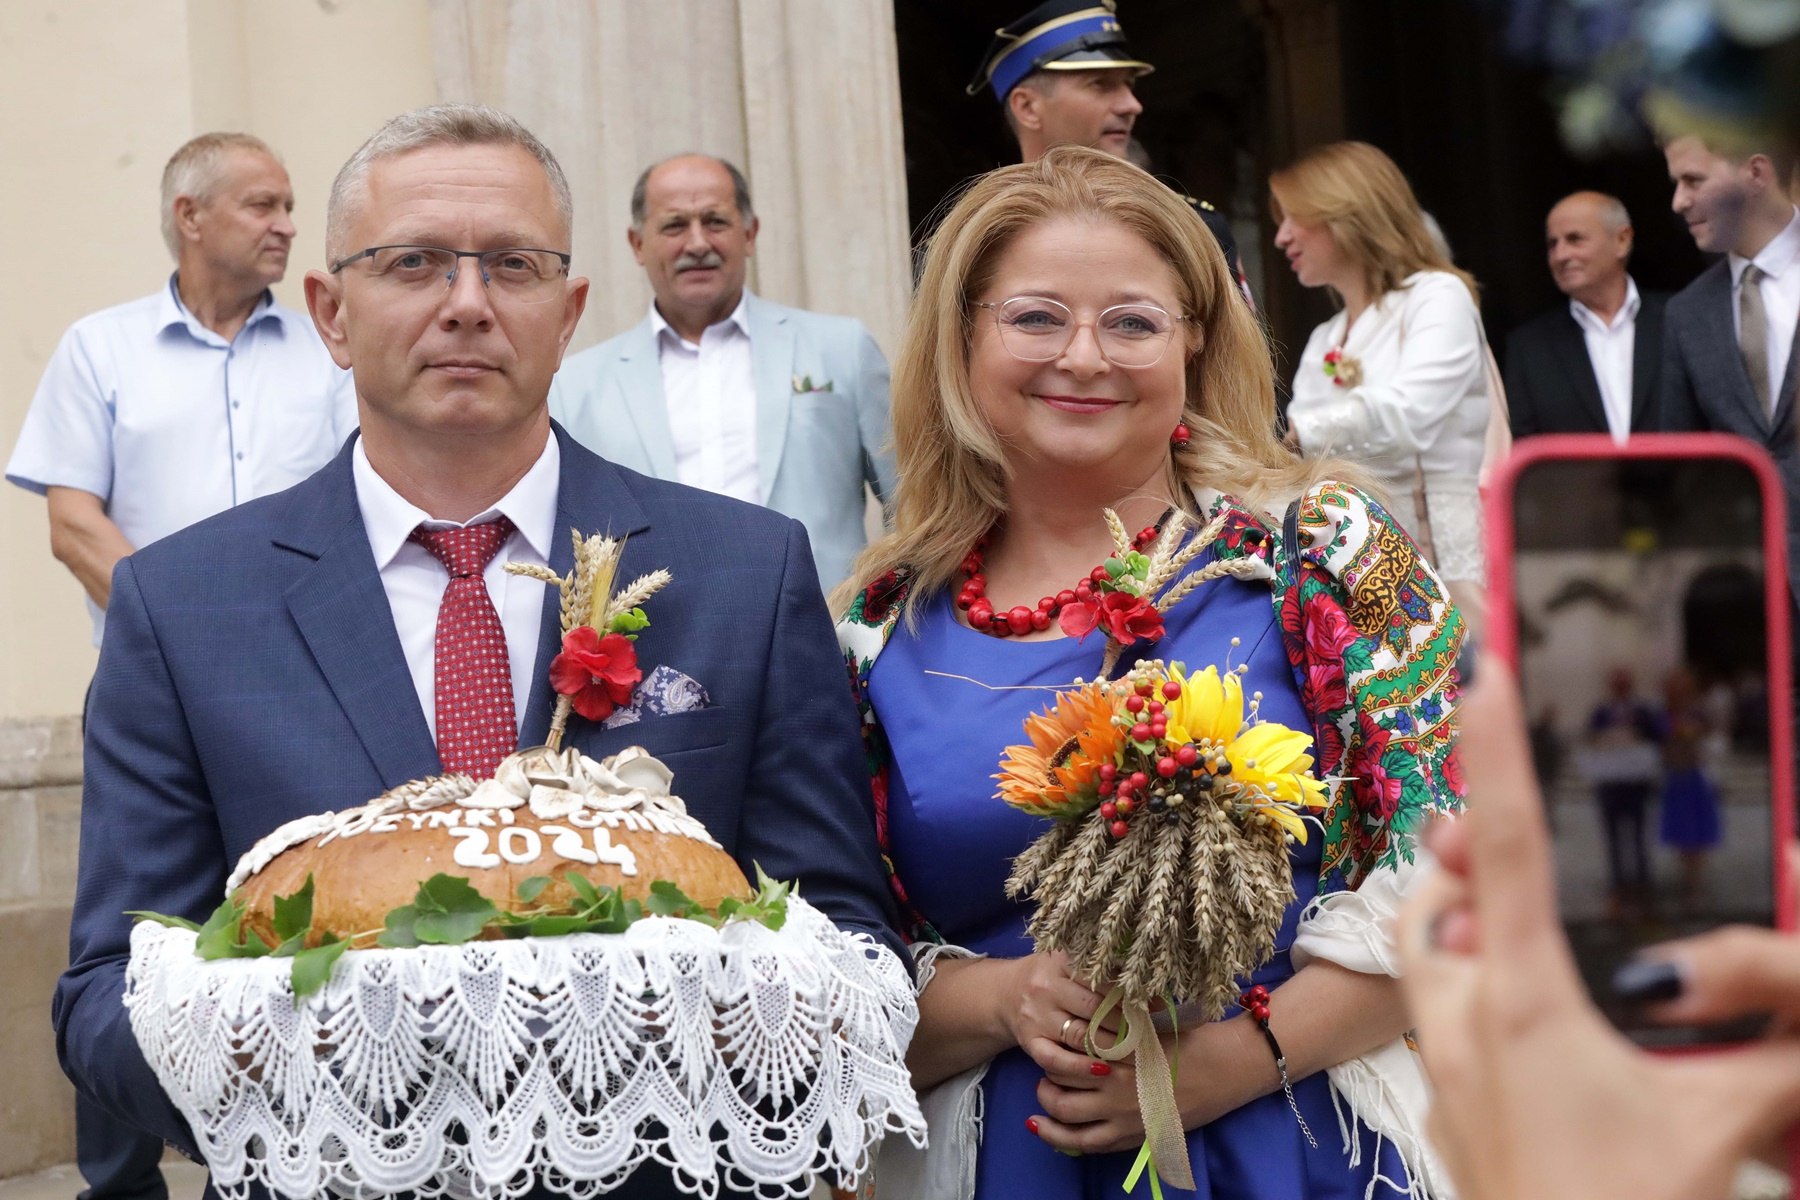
[
  {"xmin": 430, "ymin": 0, "xmax": 911, "ymax": 357},
  {"xmin": 0, "ymin": 716, "xmax": 84, "ymax": 1177}
]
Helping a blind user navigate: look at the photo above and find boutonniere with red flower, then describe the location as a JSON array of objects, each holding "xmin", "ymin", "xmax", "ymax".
[
  {"xmin": 1322, "ymin": 345, "xmax": 1363, "ymax": 388},
  {"xmin": 508, "ymin": 533, "xmax": 670, "ymax": 748}
]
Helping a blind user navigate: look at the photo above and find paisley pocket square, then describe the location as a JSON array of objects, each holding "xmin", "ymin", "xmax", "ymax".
[{"xmin": 600, "ymin": 664, "xmax": 712, "ymax": 728}]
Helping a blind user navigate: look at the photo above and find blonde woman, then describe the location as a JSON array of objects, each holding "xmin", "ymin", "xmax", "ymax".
[
  {"xmin": 1271, "ymin": 141, "xmax": 1492, "ymax": 608},
  {"xmin": 836, "ymin": 146, "xmax": 1464, "ymax": 1200}
]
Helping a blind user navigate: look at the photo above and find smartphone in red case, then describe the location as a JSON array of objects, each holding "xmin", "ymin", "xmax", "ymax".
[{"xmin": 1486, "ymin": 433, "xmax": 1794, "ymax": 1049}]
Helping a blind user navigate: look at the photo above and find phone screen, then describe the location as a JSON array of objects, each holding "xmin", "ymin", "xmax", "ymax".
[{"xmin": 1511, "ymin": 455, "xmax": 1775, "ymax": 1047}]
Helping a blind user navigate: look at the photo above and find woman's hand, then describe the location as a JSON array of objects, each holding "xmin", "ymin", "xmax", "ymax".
[
  {"xmin": 910, "ymin": 950, "xmax": 1113, "ymax": 1090},
  {"xmin": 1029, "ymin": 1011, "xmax": 1273, "ymax": 1154},
  {"xmin": 1027, "ymin": 1039, "xmax": 1143, "ymax": 1154},
  {"xmin": 1398, "ymin": 654, "xmax": 1800, "ymax": 1200},
  {"xmin": 1000, "ymin": 950, "xmax": 1111, "ymax": 1059}
]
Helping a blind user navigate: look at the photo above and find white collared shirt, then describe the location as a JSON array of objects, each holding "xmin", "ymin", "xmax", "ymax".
[
  {"xmin": 1729, "ymin": 207, "xmax": 1800, "ymax": 411},
  {"xmin": 651, "ymin": 296, "xmax": 760, "ymax": 503},
  {"xmin": 1568, "ymin": 277, "xmax": 1642, "ymax": 444},
  {"xmin": 352, "ymin": 433, "xmax": 558, "ymax": 739},
  {"xmin": 5, "ymin": 275, "xmax": 356, "ymax": 645}
]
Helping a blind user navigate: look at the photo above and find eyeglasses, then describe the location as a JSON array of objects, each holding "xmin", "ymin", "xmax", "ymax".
[
  {"xmin": 974, "ymin": 296, "xmax": 1190, "ymax": 368},
  {"xmin": 329, "ymin": 245, "xmax": 572, "ymax": 304}
]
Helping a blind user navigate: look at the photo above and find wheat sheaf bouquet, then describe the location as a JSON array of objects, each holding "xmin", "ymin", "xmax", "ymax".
[{"xmin": 996, "ymin": 511, "xmax": 1330, "ymax": 1195}]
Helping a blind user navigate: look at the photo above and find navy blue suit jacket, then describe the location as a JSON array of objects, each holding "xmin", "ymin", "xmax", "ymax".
[{"xmin": 52, "ymin": 424, "xmax": 903, "ymax": 1190}]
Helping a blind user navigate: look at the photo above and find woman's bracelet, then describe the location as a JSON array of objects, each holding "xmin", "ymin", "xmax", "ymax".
[{"xmin": 1239, "ymin": 985, "xmax": 1318, "ymax": 1148}]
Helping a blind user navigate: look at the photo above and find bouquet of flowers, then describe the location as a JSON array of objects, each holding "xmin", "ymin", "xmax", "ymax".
[{"xmin": 1000, "ymin": 655, "xmax": 1329, "ymax": 1192}]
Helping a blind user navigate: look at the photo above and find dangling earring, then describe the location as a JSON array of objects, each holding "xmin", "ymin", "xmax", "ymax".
[{"xmin": 1171, "ymin": 423, "xmax": 1191, "ymax": 446}]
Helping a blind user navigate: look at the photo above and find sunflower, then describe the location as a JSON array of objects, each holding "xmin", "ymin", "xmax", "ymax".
[
  {"xmin": 1160, "ymin": 663, "xmax": 1329, "ymax": 842},
  {"xmin": 1161, "ymin": 663, "xmax": 1240, "ymax": 746},
  {"xmin": 996, "ymin": 684, "xmax": 1124, "ymax": 818}
]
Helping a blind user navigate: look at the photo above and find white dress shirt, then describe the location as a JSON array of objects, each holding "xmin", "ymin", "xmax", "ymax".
[
  {"xmin": 1569, "ymin": 276, "xmax": 1642, "ymax": 444},
  {"xmin": 651, "ymin": 297, "xmax": 760, "ymax": 503},
  {"xmin": 5, "ymin": 275, "xmax": 356, "ymax": 644},
  {"xmin": 1729, "ymin": 207, "xmax": 1800, "ymax": 411},
  {"xmin": 352, "ymin": 433, "xmax": 558, "ymax": 740}
]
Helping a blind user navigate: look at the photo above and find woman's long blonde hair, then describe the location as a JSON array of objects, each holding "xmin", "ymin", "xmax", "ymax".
[
  {"xmin": 832, "ymin": 145, "xmax": 1350, "ymax": 615},
  {"xmin": 1268, "ymin": 140, "xmax": 1477, "ymax": 305}
]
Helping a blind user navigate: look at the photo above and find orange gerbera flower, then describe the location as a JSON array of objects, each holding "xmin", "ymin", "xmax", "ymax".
[{"xmin": 996, "ymin": 684, "xmax": 1124, "ymax": 818}]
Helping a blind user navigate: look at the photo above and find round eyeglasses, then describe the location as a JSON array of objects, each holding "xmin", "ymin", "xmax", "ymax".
[
  {"xmin": 329, "ymin": 245, "xmax": 572, "ymax": 304},
  {"xmin": 974, "ymin": 296, "xmax": 1190, "ymax": 368}
]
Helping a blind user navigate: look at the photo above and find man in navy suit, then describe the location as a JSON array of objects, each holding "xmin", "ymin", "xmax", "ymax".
[
  {"xmin": 1660, "ymin": 131, "xmax": 1800, "ymax": 601},
  {"xmin": 1506, "ymin": 191, "xmax": 1668, "ymax": 441},
  {"xmin": 51, "ymin": 104, "xmax": 901, "ymax": 1200}
]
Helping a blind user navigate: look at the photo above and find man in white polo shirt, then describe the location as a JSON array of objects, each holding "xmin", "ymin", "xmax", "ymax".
[
  {"xmin": 7, "ymin": 131, "xmax": 353, "ymax": 649},
  {"xmin": 3, "ymin": 131, "xmax": 349, "ymax": 1200}
]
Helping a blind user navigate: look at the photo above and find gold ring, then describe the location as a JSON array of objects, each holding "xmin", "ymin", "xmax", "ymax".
[{"xmin": 1059, "ymin": 1016, "xmax": 1079, "ymax": 1049}]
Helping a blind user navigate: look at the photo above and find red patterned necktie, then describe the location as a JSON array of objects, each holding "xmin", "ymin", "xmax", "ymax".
[{"xmin": 410, "ymin": 517, "xmax": 517, "ymax": 777}]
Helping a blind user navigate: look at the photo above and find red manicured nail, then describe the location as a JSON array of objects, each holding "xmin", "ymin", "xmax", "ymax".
[
  {"xmin": 1089, "ymin": 1061, "xmax": 1111, "ymax": 1077},
  {"xmin": 1025, "ymin": 1117, "xmax": 1040, "ymax": 1135}
]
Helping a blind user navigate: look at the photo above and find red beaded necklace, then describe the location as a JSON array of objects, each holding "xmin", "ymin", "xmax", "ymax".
[{"xmin": 956, "ymin": 518, "xmax": 1165, "ymax": 638}]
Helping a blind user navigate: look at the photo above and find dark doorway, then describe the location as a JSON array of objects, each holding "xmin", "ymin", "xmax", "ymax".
[
  {"xmin": 892, "ymin": 1, "xmax": 1270, "ymax": 289},
  {"xmin": 1338, "ymin": 1, "xmax": 1709, "ymax": 366},
  {"xmin": 893, "ymin": 1, "xmax": 1711, "ymax": 388}
]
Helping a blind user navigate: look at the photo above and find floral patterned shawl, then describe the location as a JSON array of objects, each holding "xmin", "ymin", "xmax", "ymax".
[{"xmin": 836, "ymin": 482, "xmax": 1466, "ymax": 944}]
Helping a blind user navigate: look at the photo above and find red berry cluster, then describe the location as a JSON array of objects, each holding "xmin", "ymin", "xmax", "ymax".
[
  {"xmin": 956, "ymin": 525, "xmax": 1161, "ymax": 639},
  {"xmin": 1238, "ymin": 984, "xmax": 1272, "ymax": 1024},
  {"xmin": 1098, "ymin": 677, "xmax": 1208, "ymax": 840}
]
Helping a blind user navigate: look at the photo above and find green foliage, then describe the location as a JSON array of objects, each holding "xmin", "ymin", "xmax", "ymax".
[
  {"xmin": 126, "ymin": 911, "xmax": 199, "ymax": 932},
  {"xmin": 136, "ymin": 865, "xmax": 793, "ymax": 1000},
  {"xmin": 609, "ymin": 607, "xmax": 650, "ymax": 635},
  {"xmin": 713, "ymin": 864, "xmax": 791, "ymax": 932},
  {"xmin": 290, "ymin": 936, "xmax": 350, "ymax": 997},
  {"xmin": 271, "ymin": 876, "xmax": 314, "ymax": 943},
  {"xmin": 195, "ymin": 895, "xmax": 272, "ymax": 959}
]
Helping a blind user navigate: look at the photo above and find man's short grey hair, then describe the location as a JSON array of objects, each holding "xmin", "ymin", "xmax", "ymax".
[
  {"xmin": 325, "ymin": 104, "xmax": 574, "ymax": 261},
  {"xmin": 1594, "ymin": 193, "xmax": 1632, "ymax": 235},
  {"xmin": 1553, "ymin": 190, "xmax": 1632, "ymax": 235},
  {"xmin": 629, "ymin": 154, "xmax": 754, "ymax": 228},
  {"xmin": 160, "ymin": 132, "xmax": 279, "ymax": 259}
]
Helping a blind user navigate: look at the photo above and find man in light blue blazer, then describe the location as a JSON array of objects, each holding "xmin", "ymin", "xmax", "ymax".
[{"xmin": 551, "ymin": 154, "xmax": 895, "ymax": 592}]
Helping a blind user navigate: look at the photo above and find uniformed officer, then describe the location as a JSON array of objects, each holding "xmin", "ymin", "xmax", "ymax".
[{"xmin": 969, "ymin": 0, "xmax": 1256, "ymax": 306}]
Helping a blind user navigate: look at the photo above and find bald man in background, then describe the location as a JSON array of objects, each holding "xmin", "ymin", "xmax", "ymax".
[{"xmin": 1505, "ymin": 191, "xmax": 1668, "ymax": 440}]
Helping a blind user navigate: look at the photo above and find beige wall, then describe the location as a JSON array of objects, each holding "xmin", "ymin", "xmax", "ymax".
[
  {"xmin": 431, "ymin": 0, "xmax": 912, "ymax": 359},
  {"xmin": 0, "ymin": 0, "xmax": 436, "ymax": 1174},
  {"xmin": 0, "ymin": 0, "xmax": 436, "ymax": 722}
]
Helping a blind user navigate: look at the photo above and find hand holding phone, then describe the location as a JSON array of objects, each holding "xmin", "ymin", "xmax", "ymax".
[{"xmin": 1486, "ymin": 434, "xmax": 1795, "ymax": 1049}]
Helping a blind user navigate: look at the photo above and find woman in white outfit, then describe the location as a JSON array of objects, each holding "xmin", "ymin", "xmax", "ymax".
[{"xmin": 1270, "ymin": 141, "xmax": 1490, "ymax": 612}]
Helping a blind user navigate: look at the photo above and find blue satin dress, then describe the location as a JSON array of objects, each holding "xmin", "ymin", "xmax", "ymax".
[{"xmin": 867, "ymin": 558, "xmax": 1411, "ymax": 1199}]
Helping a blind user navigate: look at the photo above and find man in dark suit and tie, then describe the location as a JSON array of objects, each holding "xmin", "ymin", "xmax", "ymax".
[
  {"xmin": 51, "ymin": 104, "xmax": 903, "ymax": 1200},
  {"xmin": 1660, "ymin": 131, "xmax": 1800, "ymax": 599},
  {"xmin": 1506, "ymin": 191, "xmax": 1668, "ymax": 441}
]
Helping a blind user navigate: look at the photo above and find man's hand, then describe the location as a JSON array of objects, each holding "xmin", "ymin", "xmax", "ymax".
[
  {"xmin": 46, "ymin": 486, "xmax": 133, "ymax": 608},
  {"xmin": 1398, "ymin": 655, "xmax": 1800, "ymax": 1200}
]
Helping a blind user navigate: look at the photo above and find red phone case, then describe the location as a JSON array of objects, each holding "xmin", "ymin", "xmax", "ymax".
[{"xmin": 1486, "ymin": 433, "xmax": 1800, "ymax": 1175}]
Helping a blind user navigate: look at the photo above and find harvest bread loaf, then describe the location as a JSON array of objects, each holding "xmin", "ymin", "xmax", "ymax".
[{"xmin": 227, "ymin": 746, "xmax": 750, "ymax": 947}]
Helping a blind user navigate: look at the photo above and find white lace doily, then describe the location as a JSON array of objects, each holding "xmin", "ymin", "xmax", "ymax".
[{"xmin": 125, "ymin": 898, "xmax": 926, "ymax": 1199}]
